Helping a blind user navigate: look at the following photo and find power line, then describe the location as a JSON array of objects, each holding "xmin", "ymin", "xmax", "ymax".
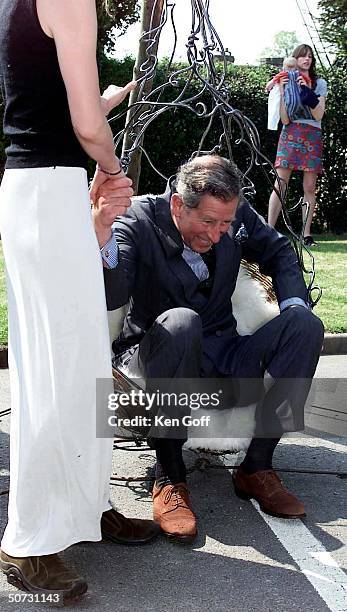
[{"xmin": 295, "ymin": 0, "xmax": 333, "ymax": 73}]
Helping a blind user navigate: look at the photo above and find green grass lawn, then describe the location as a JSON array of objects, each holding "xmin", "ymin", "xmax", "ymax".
[
  {"xmin": 0, "ymin": 235, "xmax": 346, "ymax": 344},
  {"xmin": 306, "ymin": 234, "xmax": 347, "ymax": 334}
]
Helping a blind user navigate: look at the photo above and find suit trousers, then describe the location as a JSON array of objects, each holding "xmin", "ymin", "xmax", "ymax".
[{"xmin": 120, "ymin": 305, "xmax": 324, "ymax": 438}]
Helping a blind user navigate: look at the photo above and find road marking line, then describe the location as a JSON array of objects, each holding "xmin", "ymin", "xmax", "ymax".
[
  {"xmin": 283, "ymin": 436, "xmax": 346, "ymax": 454},
  {"xmin": 202, "ymin": 538, "xmax": 296, "ymax": 570},
  {"xmin": 252, "ymin": 501, "xmax": 347, "ymax": 612}
]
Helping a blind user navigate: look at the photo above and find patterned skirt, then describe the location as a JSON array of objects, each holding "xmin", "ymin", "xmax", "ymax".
[{"xmin": 275, "ymin": 122, "xmax": 323, "ymax": 173}]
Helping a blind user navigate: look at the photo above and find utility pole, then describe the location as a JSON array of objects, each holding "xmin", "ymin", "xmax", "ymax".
[{"xmin": 122, "ymin": 0, "xmax": 165, "ymax": 193}]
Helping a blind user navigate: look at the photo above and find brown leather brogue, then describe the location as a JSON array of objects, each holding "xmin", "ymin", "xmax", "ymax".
[
  {"xmin": 0, "ymin": 550, "xmax": 88, "ymax": 603},
  {"xmin": 152, "ymin": 482, "xmax": 197, "ymax": 543},
  {"xmin": 101, "ymin": 508, "xmax": 161, "ymax": 544},
  {"xmin": 233, "ymin": 468, "xmax": 306, "ymax": 518}
]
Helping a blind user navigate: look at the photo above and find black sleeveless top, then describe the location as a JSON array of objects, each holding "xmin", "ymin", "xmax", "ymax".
[{"xmin": 0, "ymin": 0, "xmax": 88, "ymax": 169}]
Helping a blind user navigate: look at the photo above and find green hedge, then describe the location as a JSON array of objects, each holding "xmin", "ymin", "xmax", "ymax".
[
  {"xmin": 1, "ymin": 57, "xmax": 346, "ymax": 231},
  {"xmin": 316, "ymin": 65, "xmax": 347, "ymax": 233}
]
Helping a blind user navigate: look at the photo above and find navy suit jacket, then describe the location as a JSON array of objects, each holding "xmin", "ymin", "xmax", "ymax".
[{"xmin": 103, "ymin": 187, "xmax": 308, "ymax": 364}]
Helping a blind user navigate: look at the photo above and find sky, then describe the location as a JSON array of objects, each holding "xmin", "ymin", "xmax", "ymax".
[{"xmin": 112, "ymin": 0, "xmax": 325, "ymax": 65}]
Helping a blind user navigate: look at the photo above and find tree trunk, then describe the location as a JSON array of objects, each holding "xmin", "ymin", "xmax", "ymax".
[{"xmin": 122, "ymin": 0, "xmax": 165, "ymax": 193}]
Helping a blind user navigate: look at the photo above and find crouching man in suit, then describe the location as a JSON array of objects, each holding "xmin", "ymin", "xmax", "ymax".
[{"xmin": 93, "ymin": 155, "xmax": 324, "ymax": 543}]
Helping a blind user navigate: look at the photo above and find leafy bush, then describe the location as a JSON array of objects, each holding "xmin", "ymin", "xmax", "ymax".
[{"xmin": 318, "ymin": 63, "xmax": 347, "ymax": 232}]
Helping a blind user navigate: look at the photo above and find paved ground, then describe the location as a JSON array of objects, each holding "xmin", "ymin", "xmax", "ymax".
[{"xmin": 0, "ymin": 357, "xmax": 346, "ymax": 611}]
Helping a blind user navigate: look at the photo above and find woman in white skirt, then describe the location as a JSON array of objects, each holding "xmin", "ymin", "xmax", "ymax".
[{"xmin": 0, "ymin": 0, "xmax": 158, "ymax": 602}]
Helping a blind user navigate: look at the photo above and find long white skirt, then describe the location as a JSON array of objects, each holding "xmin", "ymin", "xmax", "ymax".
[{"xmin": 0, "ymin": 167, "xmax": 114, "ymax": 556}]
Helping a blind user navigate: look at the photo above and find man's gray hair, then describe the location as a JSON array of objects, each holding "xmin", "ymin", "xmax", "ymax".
[{"xmin": 175, "ymin": 155, "xmax": 241, "ymax": 208}]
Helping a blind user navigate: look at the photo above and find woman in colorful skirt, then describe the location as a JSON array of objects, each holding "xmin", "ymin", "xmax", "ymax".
[
  {"xmin": 0, "ymin": 0, "xmax": 158, "ymax": 603},
  {"xmin": 267, "ymin": 44, "xmax": 328, "ymax": 247}
]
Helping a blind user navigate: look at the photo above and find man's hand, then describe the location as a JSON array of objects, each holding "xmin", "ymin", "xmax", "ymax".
[
  {"xmin": 92, "ymin": 176, "xmax": 133, "ymax": 247},
  {"xmin": 101, "ymin": 81, "xmax": 137, "ymax": 116}
]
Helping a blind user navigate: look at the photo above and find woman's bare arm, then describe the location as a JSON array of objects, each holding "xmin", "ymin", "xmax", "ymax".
[
  {"xmin": 310, "ymin": 96, "xmax": 326, "ymax": 122},
  {"xmin": 37, "ymin": 0, "xmax": 119, "ymax": 174}
]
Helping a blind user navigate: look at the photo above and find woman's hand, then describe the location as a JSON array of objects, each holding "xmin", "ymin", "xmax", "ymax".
[
  {"xmin": 89, "ymin": 163, "xmax": 125, "ymax": 205},
  {"xmin": 265, "ymin": 78, "xmax": 275, "ymax": 93},
  {"xmin": 278, "ymin": 76, "xmax": 288, "ymax": 93},
  {"xmin": 93, "ymin": 176, "xmax": 134, "ymax": 225},
  {"xmin": 101, "ymin": 81, "xmax": 137, "ymax": 116},
  {"xmin": 297, "ymin": 75, "xmax": 310, "ymax": 88}
]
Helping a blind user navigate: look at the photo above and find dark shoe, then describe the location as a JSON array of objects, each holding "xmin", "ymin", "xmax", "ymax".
[
  {"xmin": 101, "ymin": 508, "xmax": 160, "ymax": 544},
  {"xmin": 152, "ymin": 482, "xmax": 197, "ymax": 543},
  {"xmin": 303, "ymin": 235, "xmax": 317, "ymax": 247},
  {"xmin": 0, "ymin": 550, "xmax": 88, "ymax": 603},
  {"xmin": 233, "ymin": 468, "xmax": 306, "ymax": 518}
]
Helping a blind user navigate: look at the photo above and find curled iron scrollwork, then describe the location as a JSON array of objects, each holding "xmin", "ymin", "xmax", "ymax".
[{"xmin": 109, "ymin": 0, "xmax": 321, "ymax": 306}]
